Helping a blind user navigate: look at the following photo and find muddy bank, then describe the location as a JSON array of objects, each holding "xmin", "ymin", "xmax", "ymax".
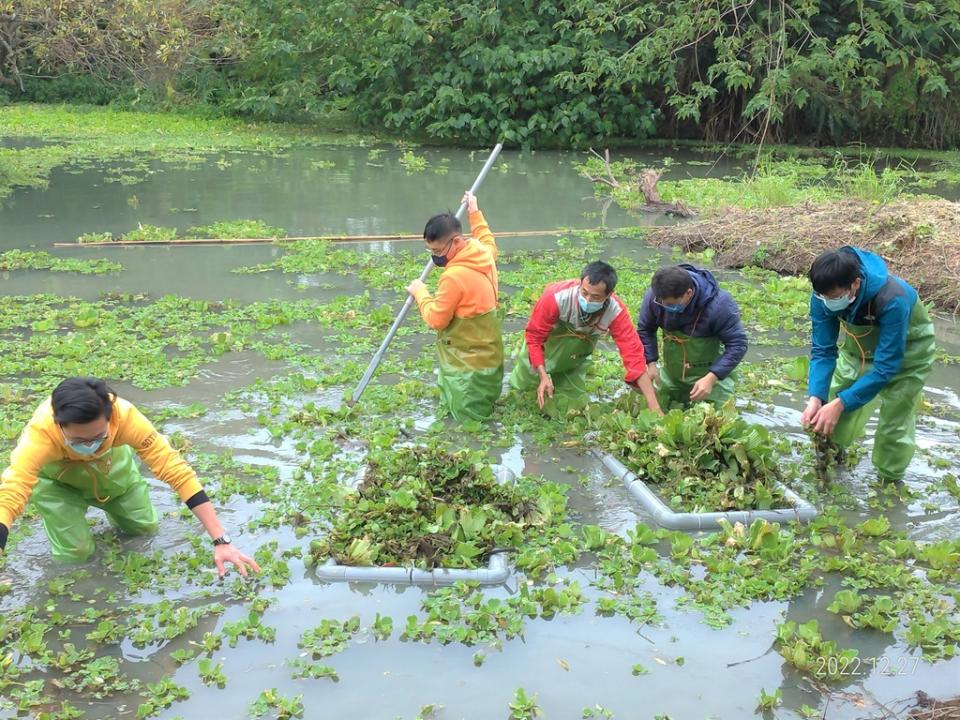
[{"xmin": 647, "ymin": 198, "xmax": 960, "ymax": 313}]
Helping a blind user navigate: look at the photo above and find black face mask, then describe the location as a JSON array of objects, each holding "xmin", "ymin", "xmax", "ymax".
[{"xmin": 430, "ymin": 237, "xmax": 456, "ymax": 267}]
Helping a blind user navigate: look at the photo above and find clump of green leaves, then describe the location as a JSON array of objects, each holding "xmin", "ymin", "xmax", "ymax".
[
  {"xmin": 184, "ymin": 219, "xmax": 287, "ymax": 239},
  {"xmin": 136, "ymin": 678, "xmax": 190, "ymax": 719},
  {"xmin": 76, "ymin": 231, "xmax": 114, "ymax": 244},
  {"xmin": 597, "ymin": 404, "xmax": 789, "ymax": 512},
  {"xmin": 250, "ymin": 689, "xmax": 304, "ymax": 719},
  {"xmin": 399, "ymin": 150, "xmax": 428, "ymax": 172},
  {"xmin": 756, "ymin": 687, "xmax": 782, "ymax": 710},
  {"xmin": 308, "ymin": 445, "xmax": 572, "ymax": 570},
  {"xmin": 775, "ymin": 619, "xmax": 859, "ymax": 680},
  {"xmin": 403, "ymin": 580, "xmax": 584, "ymax": 645},
  {"xmin": 509, "ymin": 687, "xmax": 543, "ymax": 719},
  {"xmin": 0, "ymin": 250, "xmax": 121, "ymax": 274},
  {"xmin": 121, "ymin": 224, "xmax": 178, "ymax": 242}
]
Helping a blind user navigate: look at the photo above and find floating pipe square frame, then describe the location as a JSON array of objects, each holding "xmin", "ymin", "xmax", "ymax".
[
  {"xmin": 596, "ymin": 451, "xmax": 818, "ymax": 530},
  {"xmin": 313, "ymin": 466, "xmax": 515, "ymax": 586}
]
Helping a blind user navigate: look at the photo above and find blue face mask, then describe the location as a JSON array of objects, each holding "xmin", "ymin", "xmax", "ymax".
[
  {"xmin": 578, "ymin": 294, "xmax": 605, "ymax": 314},
  {"xmin": 660, "ymin": 302, "xmax": 686, "ymax": 314},
  {"xmin": 66, "ymin": 437, "xmax": 105, "ymax": 456}
]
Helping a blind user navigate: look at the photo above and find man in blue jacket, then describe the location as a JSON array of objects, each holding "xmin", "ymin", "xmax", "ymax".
[
  {"xmin": 800, "ymin": 247, "xmax": 936, "ymax": 482},
  {"xmin": 636, "ymin": 264, "xmax": 748, "ymax": 408}
]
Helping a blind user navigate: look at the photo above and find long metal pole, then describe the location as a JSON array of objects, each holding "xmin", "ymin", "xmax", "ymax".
[{"xmin": 347, "ymin": 142, "xmax": 504, "ymax": 406}]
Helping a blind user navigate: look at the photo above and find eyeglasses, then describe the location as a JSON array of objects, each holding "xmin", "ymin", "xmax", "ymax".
[
  {"xmin": 653, "ymin": 298, "xmax": 687, "ymax": 310},
  {"xmin": 60, "ymin": 427, "xmax": 108, "ymax": 444},
  {"xmin": 813, "ymin": 289, "xmax": 850, "ymax": 302}
]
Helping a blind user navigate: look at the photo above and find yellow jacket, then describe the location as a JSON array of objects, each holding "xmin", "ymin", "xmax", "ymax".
[{"xmin": 0, "ymin": 396, "xmax": 203, "ymax": 531}]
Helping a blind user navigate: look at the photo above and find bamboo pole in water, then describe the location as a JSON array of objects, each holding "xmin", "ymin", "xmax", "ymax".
[{"xmin": 52, "ymin": 228, "xmax": 610, "ymax": 248}]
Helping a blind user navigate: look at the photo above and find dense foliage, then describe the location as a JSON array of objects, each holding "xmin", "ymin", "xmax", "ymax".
[
  {"xmin": 307, "ymin": 445, "xmax": 572, "ymax": 570},
  {"xmin": 597, "ymin": 403, "xmax": 789, "ymax": 512},
  {"xmin": 3, "ymin": 1, "xmax": 959, "ymax": 147}
]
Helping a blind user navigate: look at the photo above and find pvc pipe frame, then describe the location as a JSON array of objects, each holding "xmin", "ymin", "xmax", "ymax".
[
  {"xmin": 348, "ymin": 141, "xmax": 504, "ymax": 406},
  {"xmin": 314, "ymin": 466, "xmax": 516, "ymax": 586},
  {"xmin": 595, "ymin": 451, "xmax": 819, "ymax": 530},
  {"xmin": 314, "ymin": 552, "xmax": 509, "ymax": 587}
]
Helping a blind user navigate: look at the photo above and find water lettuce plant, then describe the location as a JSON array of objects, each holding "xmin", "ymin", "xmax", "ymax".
[{"xmin": 597, "ymin": 403, "xmax": 789, "ymax": 512}]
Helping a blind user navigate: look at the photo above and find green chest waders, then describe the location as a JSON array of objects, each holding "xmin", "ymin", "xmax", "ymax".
[
  {"xmin": 509, "ymin": 321, "xmax": 599, "ymax": 417},
  {"xmin": 29, "ymin": 445, "xmax": 159, "ymax": 562},
  {"xmin": 436, "ymin": 308, "xmax": 505, "ymax": 422},
  {"xmin": 658, "ymin": 329, "xmax": 735, "ymax": 408},
  {"xmin": 828, "ymin": 300, "xmax": 936, "ymax": 481}
]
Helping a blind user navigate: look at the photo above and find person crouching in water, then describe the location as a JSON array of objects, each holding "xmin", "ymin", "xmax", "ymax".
[
  {"xmin": 0, "ymin": 377, "xmax": 259, "ymax": 576},
  {"xmin": 636, "ymin": 264, "xmax": 747, "ymax": 408},
  {"xmin": 510, "ymin": 261, "xmax": 661, "ymax": 416}
]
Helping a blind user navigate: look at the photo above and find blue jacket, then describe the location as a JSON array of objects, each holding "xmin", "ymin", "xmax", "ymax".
[
  {"xmin": 636, "ymin": 265, "xmax": 748, "ymax": 380},
  {"xmin": 808, "ymin": 246, "xmax": 917, "ymax": 411}
]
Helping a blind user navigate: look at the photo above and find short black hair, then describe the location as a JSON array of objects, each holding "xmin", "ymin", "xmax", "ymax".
[
  {"xmin": 651, "ymin": 266, "xmax": 694, "ymax": 299},
  {"xmin": 423, "ymin": 213, "xmax": 462, "ymax": 242},
  {"xmin": 809, "ymin": 249, "xmax": 860, "ymax": 295},
  {"xmin": 581, "ymin": 261, "xmax": 617, "ymax": 294},
  {"xmin": 52, "ymin": 377, "xmax": 114, "ymax": 425}
]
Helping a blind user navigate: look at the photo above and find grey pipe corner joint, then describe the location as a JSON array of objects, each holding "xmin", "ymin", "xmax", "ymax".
[{"xmin": 595, "ymin": 450, "xmax": 818, "ymax": 531}]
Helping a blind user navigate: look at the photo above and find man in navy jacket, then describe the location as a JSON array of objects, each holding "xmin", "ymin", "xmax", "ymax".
[{"xmin": 636, "ymin": 264, "xmax": 748, "ymax": 408}]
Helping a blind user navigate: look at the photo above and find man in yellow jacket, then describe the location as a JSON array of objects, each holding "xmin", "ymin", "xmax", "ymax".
[
  {"xmin": 406, "ymin": 191, "xmax": 504, "ymax": 422},
  {"xmin": 0, "ymin": 376, "xmax": 259, "ymax": 575}
]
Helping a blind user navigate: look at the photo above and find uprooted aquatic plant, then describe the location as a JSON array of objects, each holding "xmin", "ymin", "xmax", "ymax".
[
  {"xmin": 596, "ymin": 403, "xmax": 790, "ymax": 512},
  {"xmin": 306, "ymin": 445, "xmax": 574, "ymax": 571}
]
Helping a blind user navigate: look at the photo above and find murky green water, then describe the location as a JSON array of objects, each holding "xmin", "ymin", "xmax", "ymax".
[{"xmin": 0, "ymin": 145, "xmax": 958, "ymax": 720}]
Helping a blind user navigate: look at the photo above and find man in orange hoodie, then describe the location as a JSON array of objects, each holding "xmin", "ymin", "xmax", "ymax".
[{"xmin": 406, "ymin": 191, "xmax": 504, "ymax": 422}]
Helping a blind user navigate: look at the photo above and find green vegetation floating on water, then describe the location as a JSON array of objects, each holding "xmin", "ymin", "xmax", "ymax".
[
  {"xmin": 183, "ymin": 219, "xmax": 287, "ymax": 239},
  {"xmin": 0, "ymin": 219, "xmax": 957, "ymax": 716},
  {"xmin": 596, "ymin": 403, "xmax": 789, "ymax": 513},
  {"xmin": 0, "ymin": 103, "xmax": 381, "ymax": 199},
  {"xmin": 0, "ymin": 250, "xmax": 121, "ymax": 274},
  {"xmin": 76, "ymin": 219, "xmax": 288, "ymax": 243},
  {"xmin": 307, "ymin": 445, "xmax": 573, "ymax": 572}
]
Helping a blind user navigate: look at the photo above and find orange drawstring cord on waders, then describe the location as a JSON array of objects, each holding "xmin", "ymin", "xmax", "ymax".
[
  {"xmin": 56, "ymin": 456, "xmax": 113, "ymax": 503},
  {"xmin": 840, "ymin": 323, "xmax": 871, "ymax": 375},
  {"xmin": 662, "ymin": 310, "xmax": 703, "ymax": 381}
]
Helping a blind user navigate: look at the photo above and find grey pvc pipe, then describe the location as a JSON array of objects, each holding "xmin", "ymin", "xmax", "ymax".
[
  {"xmin": 595, "ymin": 451, "xmax": 818, "ymax": 530},
  {"xmin": 314, "ymin": 552, "xmax": 509, "ymax": 586},
  {"xmin": 348, "ymin": 142, "xmax": 505, "ymax": 405},
  {"xmin": 314, "ymin": 466, "xmax": 516, "ymax": 586}
]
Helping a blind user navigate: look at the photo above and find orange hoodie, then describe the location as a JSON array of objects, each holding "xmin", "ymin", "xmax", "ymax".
[{"xmin": 413, "ymin": 209, "xmax": 498, "ymax": 331}]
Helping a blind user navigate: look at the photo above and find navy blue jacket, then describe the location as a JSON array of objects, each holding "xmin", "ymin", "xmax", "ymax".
[
  {"xmin": 636, "ymin": 265, "xmax": 748, "ymax": 380},
  {"xmin": 808, "ymin": 246, "xmax": 918, "ymax": 412}
]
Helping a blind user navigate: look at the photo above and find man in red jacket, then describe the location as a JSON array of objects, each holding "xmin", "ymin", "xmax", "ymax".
[{"xmin": 510, "ymin": 261, "xmax": 662, "ymax": 416}]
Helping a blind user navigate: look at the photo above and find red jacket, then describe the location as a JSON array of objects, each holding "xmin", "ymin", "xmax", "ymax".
[{"xmin": 525, "ymin": 279, "xmax": 648, "ymax": 383}]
